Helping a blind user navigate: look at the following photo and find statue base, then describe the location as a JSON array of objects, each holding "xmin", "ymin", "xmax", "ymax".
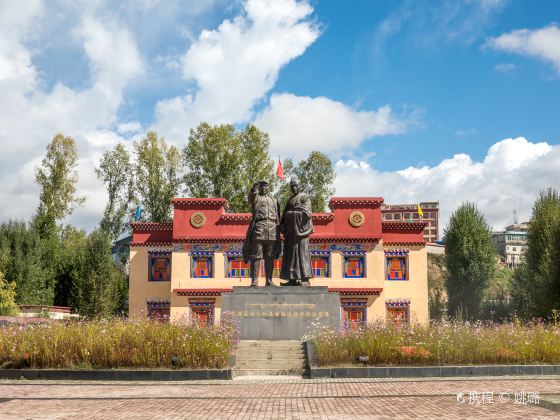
[{"xmin": 221, "ymin": 286, "xmax": 341, "ymax": 340}]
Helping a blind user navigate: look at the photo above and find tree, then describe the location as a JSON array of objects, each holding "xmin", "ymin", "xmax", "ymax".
[
  {"xmin": 444, "ymin": 202, "xmax": 496, "ymax": 320},
  {"xmin": 0, "ymin": 221, "xmax": 53, "ymax": 305},
  {"xmin": 134, "ymin": 131, "xmax": 182, "ymax": 222},
  {"xmin": 53, "ymin": 226, "xmax": 87, "ymax": 311},
  {"xmin": 292, "ymin": 151, "xmax": 335, "ymax": 212},
  {"xmin": 510, "ymin": 189, "xmax": 560, "ymax": 319},
  {"xmin": 33, "ymin": 134, "xmax": 84, "ymax": 237},
  {"xmin": 0, "ymin": 270, "xmax": 18, "ymax": 316},
  {"xmin": 275, "ymin": 152, "xmax": 335, "ymax": 212},
  {"xmin": 96, "ymin": 143, "xmax": 134, "ymax": 239},
  {"xmin": 183, "ymin": 123, "xmax": 276, "ymax": 212},
  {"xmin": 79, "ymin": 229, "xmax": 127, "ymax": 318}
]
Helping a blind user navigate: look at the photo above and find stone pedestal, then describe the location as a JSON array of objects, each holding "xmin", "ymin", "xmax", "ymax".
[{"xmin": 221, "ymin": 286, "xmax": 341, "ymax": 340}]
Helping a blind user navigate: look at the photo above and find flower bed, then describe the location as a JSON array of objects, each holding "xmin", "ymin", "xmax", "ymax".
[
  {"xmin": 0, "ymin": 318, "xmax": 237, "ymax": 369},
  {"xmin": 311, "ymin": 321, "xmax": 560, "ymax": 367}
]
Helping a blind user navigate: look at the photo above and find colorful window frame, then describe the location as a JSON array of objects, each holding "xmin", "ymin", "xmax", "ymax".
[
  {"xmin": 226, "ymin": 256, "xmax": 251, "ymax": 278},
  {"xmin": 312, "ymin": 256, "xmax": 330, "ymax": 277},
  {"xmin": 191, "ymin": 254, "xmax": 213, "ymax": 278},
  {"xmin": 147, "ymin": 299, "xmax": 170, "ymax": 321},
  {"xmin": 189, "ymin": 299, "xmax": 215, "ymax": 327},
  {"xmin": 149, "ymin": 254, "xmax": 171, "ymax": 282},
  {"xmin": 343, "ymin": 254, "xmax": 365, "ymax": 278},
  {"xmin": 385, "ymin": 250, "xmax": 409, "ymax": 281},
  {"xmin": 341, "ymin": 298, "xmax": 367, "ymax": 330}
]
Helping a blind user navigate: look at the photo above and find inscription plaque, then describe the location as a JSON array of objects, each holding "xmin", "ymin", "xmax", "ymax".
[{"xmin": 221, "ymin": 287, "xmax": 341, "ymax": 340}]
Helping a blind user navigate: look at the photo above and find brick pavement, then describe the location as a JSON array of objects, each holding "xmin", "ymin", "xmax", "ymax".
[{"xmin": 0, "ymin": 375, "xmax": 559, "ymax": 419}]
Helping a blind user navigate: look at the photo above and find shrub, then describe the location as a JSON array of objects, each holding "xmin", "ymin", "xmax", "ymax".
[
  {"xmin": 0, "ymin": 318, "xmax": 236, "ymax": 369},
  {"xmin": 311, "ymin": 320, "xmax": 560, "ymax": 367}
]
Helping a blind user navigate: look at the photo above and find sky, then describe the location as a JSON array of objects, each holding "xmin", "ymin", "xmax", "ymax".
[{"xmin": 1, "ymin": 0, "xmax": 559, "ymax": 234}]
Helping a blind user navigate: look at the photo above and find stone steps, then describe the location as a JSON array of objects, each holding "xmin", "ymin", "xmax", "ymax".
[{"xmin": 234, "ymin": 340, "xmax": 308, "ymax": 377}]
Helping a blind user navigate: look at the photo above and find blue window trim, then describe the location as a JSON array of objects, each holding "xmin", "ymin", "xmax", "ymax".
[
  {"xmin": 191, "ymin": 254, "xmax": 214, "ymax": 278},
  {"xmin": 148, "ymin": 254, "xmax": 171, "ymax": 282},
  {"xmin": 225, "ymin": 255, "xmax": 251, "ymax": 278},
  {"xmin": 311, "ymin": 254, "xmax": 331, "ymax": 278},
  {"xmin": 385, "ymin": 255, "xmax": 408, "ymax": 281},
  {"xmin": 342, "ymin": 254, "xmax": 366, "ymax": 278}
]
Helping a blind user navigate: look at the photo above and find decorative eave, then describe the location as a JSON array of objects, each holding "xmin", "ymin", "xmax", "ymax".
[
  {"xmin": 312, "ymin": 213, "xmax": 334, "ymax": 222},
  {"xmin": 173, "ymin": 288, "xmax": 232, "ymax": 296},
  {"xmin": 310, "ymin": 236, "xmax": 380, "ymax": 243},
  {"xmin": 130, "ymin": 242, "xmax": 173, "ymax": 247},
  {"xmin": 173, "ymin": 237, "xmax": 245, "ymax": 243},
  {"xmin": 130, "ymin": 222, "xmax": 173, "ymax": 231},
  {"xmin": 329, "ymin": 197, "xmax": 384, "ymax": 210},
  {"xmin": 172, "ymin": 198, "xmax": 228, "ymax": 209},
  {"xmin": 382, "ymin": 222, "xmax": 427, "ymax": 231},
  {"xmin": 219, "ymin": 213, "xmax": 251, "ymax": 222},
  {"xmin": 383, "ymin": 241, "xmax": 426, "ymax": 247},
  {"xmin": 328, "ymin": 288, "xmax": 383, "ymax": 296}
]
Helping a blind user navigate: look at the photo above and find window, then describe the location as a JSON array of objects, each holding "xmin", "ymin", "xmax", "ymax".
[
  {"xmin": 385, "ymin": 213, "xmax": 393, "ymax": 220},
  {"xmin": 386, "ymin": 256, "xmax": 407, "ymax": 280},
  {"xmin": 312, "ymin": 256, "xmax": 330, "ymax": 277},
  {"xmin": 189, "ymin": 299, "xmax": 215, "ymax": 326},
  {"xmin": 273, "ymin": 259, "xmax": 282, "ymax": 277},
  {"xmin": 192, "ymin": 256, "xmax": 213, "ymax": 278},
  {"xmin": 386, "ymin": 300, "xmax": 410, "ymax": 325},
  {"xmin": 343, "ymin": 256, "xmax": 365, "ymax": 278},
  {"xmin": 341, "ymin": 299, "xmax": 367, "ymax": 330},
  {"xmin": 404, "ymin": 213, "xmax": 411, "ymax": 220},
  {"xmin": 386, "ymin": 307, "xmax": 409, "ymax": 325},
  {"xmin": 394, "ymin": 213, "xmax": 401, "ymax": 220},
  {"xmin": 149, "ymin": 255, "xmax": 170, "ymax": 281},
  {"xmin": 227, "ymin": 256, "xmax": 250, "ymax": 277},
  {"xmin": 147, "ymin": 300, "xmax": 170, "ymax": 321}
]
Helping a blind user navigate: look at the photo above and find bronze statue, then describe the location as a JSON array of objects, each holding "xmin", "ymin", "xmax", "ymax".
[
  {"xmin": 244, "ymin": 180, "xmax": 281, "ymax": 286},
  {"xmin": 280, "ymin": 176, "xmax": 313, "ymax": 286}
]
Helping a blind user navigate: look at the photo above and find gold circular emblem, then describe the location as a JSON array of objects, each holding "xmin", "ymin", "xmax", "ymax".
[
  {"xmin": 349, "ymin": 211, "xmax": 365, "ymax": 227},
  {"xmin": 190, "ymin": 212, "xmax": 206, "ymax": 228}
]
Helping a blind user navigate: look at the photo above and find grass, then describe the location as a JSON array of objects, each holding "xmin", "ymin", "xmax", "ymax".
[
  {"xmin": 311, "ymin": 320, "xmax": 560, "ymax": 367},
  {"xmin": 0, "ymin": 318, "xmax": 237, "ymax": 369}
]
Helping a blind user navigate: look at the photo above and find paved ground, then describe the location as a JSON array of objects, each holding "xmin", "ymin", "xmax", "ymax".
[{"xmin": 0, "ymin": 375, "xmax": 559, "ymax": 419}]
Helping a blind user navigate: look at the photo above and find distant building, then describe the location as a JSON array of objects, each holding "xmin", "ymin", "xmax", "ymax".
[
  {"xmin": 491, "ymin": 222, "xmax": 529, "ymax": 268},
  {"xmin": 112, "ymin": 234, "xmax": 132, "ymax": 272},
  {"xmin": 381, "ymin": 202, "xmax": 439, "ymax": 243}
]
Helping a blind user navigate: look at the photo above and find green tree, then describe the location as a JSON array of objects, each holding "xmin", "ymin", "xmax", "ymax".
[
  {"xmin": 79, "ymin": 229, "xmax": 126, "ymax": 318},
  {"xmin": 292, "ymin": 151, "xmax": 335, "ymax": 212},
  {"xmin": 134, "ymin": 131, "xmax": 182, "ymax": 222},
  {"xmin": 510, "ymin": 189, "xmax": 560, "ymax": 319},
  {"xmin": 444, "ymin": 202, "xmax": 496, "ymax": 320},
  {"xmin": 96, "ymin": 143, "xmax": 134, "ymax": 239},
  {"xmin": 0, "ymin": 270, "xmax": 18, "ymax": 316},
  {"xmin": 275, "ymin": 152, "xmax": 335, "ymax": 212},
  {"xmin": 0, "ymin": 221, "xmax": 53, "ymax": 305},
  {"xmin": 33, "ymin": 134, "xmax": 84, "ymax": 237},
  {"xmin": 53, "ymin": 226, "xmax": 87, "ymax": 311},
  {"xmin": 183, "ymin": 123, "xmax": 276, "ymax": 212}
]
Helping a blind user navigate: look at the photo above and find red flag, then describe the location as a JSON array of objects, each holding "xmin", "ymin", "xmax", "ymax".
[{"xmin": 276, "ymin": 158, "xmax": 285, "ymax": 180}]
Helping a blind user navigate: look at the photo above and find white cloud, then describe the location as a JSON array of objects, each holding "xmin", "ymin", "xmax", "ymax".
[
  {"xmin": 153, "ymin": 0, "xmax": 320, "ymax": 142},
  {"xmin": 254, "ymin": 93, "xmax": 408, "ymax": 159},
  {"xmin": 0, "ymin": 2, "xmax": 144, "ymax": 230},
  {"xmin": 486, "ymin": 24, "xmax": 560, "ymax": 73},
  {"xmin": 334, "ymin": 137, "xmax": 560, "ymax": 231}
]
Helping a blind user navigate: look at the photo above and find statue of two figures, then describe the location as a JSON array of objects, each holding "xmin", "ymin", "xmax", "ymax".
[{"xmin": 243, "ymin": 177, "xmax": 313, "ymax": 287}]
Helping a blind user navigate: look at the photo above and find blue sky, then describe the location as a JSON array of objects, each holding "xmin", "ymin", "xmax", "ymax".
[{"xmin": 1, "ymin": 0, "xmax": 559, "ymax": 232}]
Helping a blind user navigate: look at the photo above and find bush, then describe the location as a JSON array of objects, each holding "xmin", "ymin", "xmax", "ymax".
[
  {"xmin": 311, "ymin": 320, "xmax": 560, "ymax": 367},
  {"xmin": 0, "ymin": 318, "xmax": 236, "ymax": 369}
]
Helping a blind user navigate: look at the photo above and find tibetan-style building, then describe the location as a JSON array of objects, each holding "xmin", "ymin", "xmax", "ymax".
[{"xmin": 129, "ymin": 197, "xmax": 429, "ymax": 327}]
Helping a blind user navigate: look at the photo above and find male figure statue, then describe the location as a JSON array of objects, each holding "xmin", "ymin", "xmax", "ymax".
[
  {"xmin": 280, "ymin": 176, "xmax": 314, "ymax": 286},
  {"xmin": 245, "ymin": 180, "xmax": 281, "ymax": 286}
]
